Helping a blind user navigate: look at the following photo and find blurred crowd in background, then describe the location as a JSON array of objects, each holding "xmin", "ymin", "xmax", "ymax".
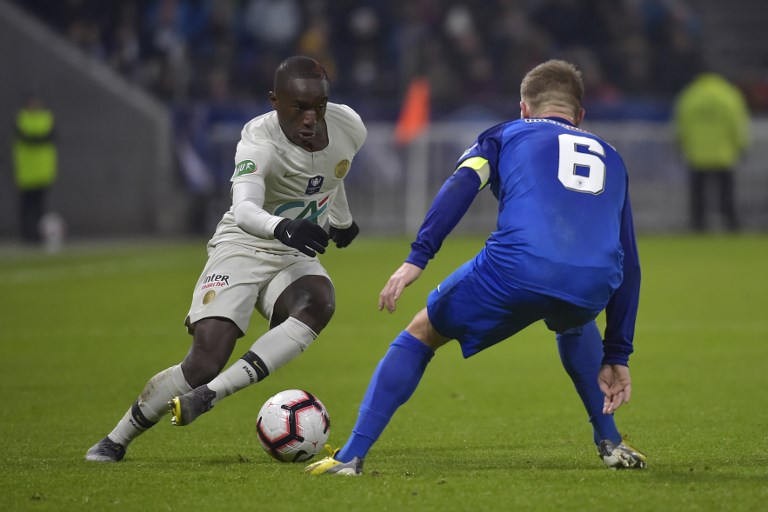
[
  {"xmin": 10, "ymin": 0, "xmax": 764, "ymax": 241},
  {"xmin": 20, "ymin": 0, "xmax": 708, "ymax": 120}
]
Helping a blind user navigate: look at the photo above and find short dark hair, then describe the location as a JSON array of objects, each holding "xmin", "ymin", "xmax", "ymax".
[{"xmin": 273, "ymin": 56, "xmax": 329, "ymax": 94}]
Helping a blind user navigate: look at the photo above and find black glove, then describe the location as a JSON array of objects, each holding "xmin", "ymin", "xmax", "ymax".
[
  {"xmin": 274, "ymin": 218, "xmax": 329, "ymax": 257},
  {"xmin": 329, "ymin": 220, "xmax": 360, "ymax": 248}
]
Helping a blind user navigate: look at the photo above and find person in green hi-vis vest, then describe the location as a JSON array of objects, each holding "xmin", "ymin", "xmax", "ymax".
[
  {"xmin": 12, "ymin": 88, "xmax": 57, "ymax": 243},
  {"xmin": 674, "ymin": 72, "xmax": 750, "ymax": 232}
]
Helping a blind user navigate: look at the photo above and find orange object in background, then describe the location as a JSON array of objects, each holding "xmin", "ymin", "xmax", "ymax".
[{"xmin": 395, "ymin": 77, "xmax": 430, "ymax": 144}]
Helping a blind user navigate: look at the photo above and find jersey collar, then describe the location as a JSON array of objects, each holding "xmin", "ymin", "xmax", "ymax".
[{"xmin": 543, "ymin": 116, "xmax": 575, "ymax": 126}]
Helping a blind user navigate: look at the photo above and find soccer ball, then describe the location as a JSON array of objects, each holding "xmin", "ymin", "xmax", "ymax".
[{"xmin": 256, "ymin": 389, "xmax": 330, "ymax": 463}]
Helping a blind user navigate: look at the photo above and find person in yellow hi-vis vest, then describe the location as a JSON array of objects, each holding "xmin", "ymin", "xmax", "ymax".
[
  {"xmin": 12, "ymin": 89, "xmax": 57, "ymax": 243},
  {"xmin": 674, "ymin": 72, "xmax": 750, "ymax": 232}
]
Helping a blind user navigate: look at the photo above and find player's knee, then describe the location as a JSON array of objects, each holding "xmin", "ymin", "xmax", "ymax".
[
  {"xmin": 180, "ymin": 355, "xmax": 223, "ymax": 388},
  {"xmin": 183, "ymin": 319, "xmax": 239, "ymax": 386},
  {"xmin": 405, "ymin": 309, "xmax": 449, "ymax": 350},
  {"xmin": 300, "ymin": 297, "xmax": 335, "ymax": 333},
  {"xmin": 273, "ymin": 276, "xmax": 335, "ymax": 332},
  {"xmin": 316, "ymin": 297, "xmax": 336, "ymax": 323}
]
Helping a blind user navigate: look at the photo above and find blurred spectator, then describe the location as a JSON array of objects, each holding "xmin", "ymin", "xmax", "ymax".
[
  {"xmin": 647, "ymin": 6, "xmax": 700, "ymax": 95},
  {"xmin": 531, "ymin": 0, "xmax": 599, "ymax": 49},
  {"xmin": 104, "ymin": 3, "xmax": 142, "ymax": 81},
  {"xmin": 488, "ymin": 0, "xmax": 550, "ymax": 101},
  {"xmin": 242, "ymin": 0, "xmax": 301, "ymax": 50},
  {"xmin": 11, "ymin": 87, "xmax": 58, "ymax": 244},
  {"xmin": 298, "ymin": 0, "xmax": 337, "ymax": 87},
  {"xmin": 443, "ymin": 3, "xmax": 499, "ymax": 100},
  {"xmin": 390, "ymin": 0, "xmax": 440, "ymax": 87},
  {"xmin": 142, "ymin": 0, "xmax": 211, "ymax": 101},
  {"xmin": 17, "ymin": 0, "xmax": 710, "ymax": 114},
  {"xmin": 337, "ymin": 4, "xmax": 395, "ymax": 96},
  {"xmin": 673, "ymin": 71, "xmax": 750, "ymax": 232}
]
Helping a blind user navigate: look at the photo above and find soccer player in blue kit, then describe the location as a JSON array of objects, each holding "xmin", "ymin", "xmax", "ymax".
[{"xmin": 306, "ymin": 59, "xmax": 646, "ymax": 475}]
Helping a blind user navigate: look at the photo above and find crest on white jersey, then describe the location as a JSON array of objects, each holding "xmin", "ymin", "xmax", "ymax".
[
  {"xmin": 335, "ymin": 159, "xmax": 351, "ymax": 178},
  {"xmin": 305, "ymin": 175, "xmax": 324, "ymax": 195}
]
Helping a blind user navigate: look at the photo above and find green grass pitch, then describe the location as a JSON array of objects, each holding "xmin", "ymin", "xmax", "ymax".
[{"xmin": 1, "ymin": 235, "xmax": 766, "ymax": 511}]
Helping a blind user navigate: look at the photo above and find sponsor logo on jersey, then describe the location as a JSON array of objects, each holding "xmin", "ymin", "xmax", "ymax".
[
  {"xmin": 233, "ymin": 160, "xmax": 258, "ymax": 177},
  {"xmin": 274, "ymin": 195, "xmax": 330, "ymax": 222},
  {"xmin": 334, "ymin": 159, "xmax": 351, "ymax": 178},
  {"xmin": 305, "ymin": 175, "xmax": 324, "ymax": 194},
  {"xmin": 201, "ymin": 273, "xmax": 230, "ymax": 291},
  {"xmin": 202, "ymin": 290, "xmax": 216, "ymax": 304}
]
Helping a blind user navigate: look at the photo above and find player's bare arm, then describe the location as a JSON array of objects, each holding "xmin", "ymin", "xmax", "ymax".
[{"xmin": 378, "ymin": 262, "xmax": 423, "ymax": 313}]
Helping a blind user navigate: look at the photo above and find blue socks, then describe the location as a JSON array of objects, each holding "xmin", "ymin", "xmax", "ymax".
[
  {"xmin": 557, "ymin": 321, "xmax": 622, "ymax": 445},
  {"xmin": 336, "ymin": 322, "xmax": 618, "ymax": 462},
  {"xmin": 336, "ymin": 331, "xmax": 434, "ymax": 462}
]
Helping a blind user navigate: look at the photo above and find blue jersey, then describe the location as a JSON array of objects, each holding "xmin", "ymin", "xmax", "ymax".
[
  {"xmin": 470, "ymin": 117, "xmax": 627, "ymax": 308},
  {"xmin": 407, "ymin": 116, "xmax": 640, "ymax": 364}
]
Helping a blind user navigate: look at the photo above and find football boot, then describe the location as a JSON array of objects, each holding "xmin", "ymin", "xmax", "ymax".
[
  {"xmin": 598, "ymin": 438, "xmax": 647, "ymax": 469},
  {"xmin": 168, "ymin": 386, "xmax": 217, "ymax": 426},
  {"xmin": 84, "ymin": 436, "xmax": 126, "ymax": 462}
]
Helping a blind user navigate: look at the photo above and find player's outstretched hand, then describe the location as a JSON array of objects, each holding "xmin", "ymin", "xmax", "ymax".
[
  {"xmin": 274, "ymin": 218, "xmax": 329, "ymax": 257},
  {"xmin": 329, "ymin": 220, "xmax": 359, "ymax": 248},
  {"xmin": 378, "ymin": 262, "xmax": 423, "ymax": 313},
  {"xmin": 598, "ymin": 364, "xmax": 632, "ymax": 414}
]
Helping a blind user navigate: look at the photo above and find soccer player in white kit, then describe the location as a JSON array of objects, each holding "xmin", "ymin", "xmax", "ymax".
[{"xmin": 85, "ymin": 56, "xmax": 366, "ymax": 462}]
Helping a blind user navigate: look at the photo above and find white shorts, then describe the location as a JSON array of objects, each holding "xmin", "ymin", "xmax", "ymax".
[{"xmin": 185, "ymin": 243, "xmax": 331, "ymax": 336}]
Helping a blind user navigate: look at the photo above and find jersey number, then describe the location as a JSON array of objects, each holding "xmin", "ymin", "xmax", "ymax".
[{"xmin": 557, "ymin": 134, "xmax": 606, "ymax": 194}]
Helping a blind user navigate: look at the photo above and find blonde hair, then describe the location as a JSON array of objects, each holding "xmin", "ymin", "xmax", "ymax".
[{"xmin": 520, "ymin": 60, "xmax": 584, "ymax": 119}]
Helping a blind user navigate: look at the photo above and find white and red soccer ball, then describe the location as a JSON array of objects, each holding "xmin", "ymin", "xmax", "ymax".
[{"xmin": 256, "ymin": 389, "xmax": 330, "ymax": 462}]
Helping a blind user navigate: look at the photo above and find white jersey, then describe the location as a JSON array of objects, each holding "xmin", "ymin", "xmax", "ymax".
[{"xmin": 209, "ymin": 103, "xmax": 367, "ymax": 254}]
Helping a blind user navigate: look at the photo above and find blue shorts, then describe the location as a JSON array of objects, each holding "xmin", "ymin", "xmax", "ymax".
[{"xmin": 426, "ymin": 259, "xmax": 603, "ymax": 358}]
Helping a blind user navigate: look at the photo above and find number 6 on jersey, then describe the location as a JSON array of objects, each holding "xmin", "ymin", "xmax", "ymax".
[{"xmin": 558, "ymin": 133, "xmax": 606, "ymax": 194}]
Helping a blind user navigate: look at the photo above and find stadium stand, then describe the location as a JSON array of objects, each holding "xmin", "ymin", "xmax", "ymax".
[{"xmin": 2, "ymin": 0, "xmax": 766, "ymax": 238}]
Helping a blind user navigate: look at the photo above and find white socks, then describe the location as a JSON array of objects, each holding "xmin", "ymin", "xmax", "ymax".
[
  {"xmin": 105, "ymin": 318, "xmax": 317, "ymax": 446},
  {"xmin": 206, "ymin": 317, "xmax": 317, "ymax": 405},
  {"xmin": 108, "ymin": 364, "xmax": 191, "ymax": 446}
]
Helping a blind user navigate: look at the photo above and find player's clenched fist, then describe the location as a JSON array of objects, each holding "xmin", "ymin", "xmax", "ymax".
[
  {"xmin": 274, "ymin": 218, "xmax": 329, "ymax": 257},
  {"xmin": 329, "ymin": 220, "xmax": 359, "ymax": 248}
]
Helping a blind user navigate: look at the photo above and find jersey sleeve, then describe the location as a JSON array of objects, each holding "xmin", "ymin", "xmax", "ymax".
[
  {"xmin": 332, "ymin": 103, "xmax": 368, "ymax": 152},
  {"xmin": 405, "ymin": 168, "xmax": 481, "ymax": 268},
  {"xmin": 230, "ymin": 138, "xmax": 275, "ymax": 184},
  {"xmin": 455, "ymin": 124, "xmax": 503, "ymax": 188},
  {"xmin": 327, "ymin": 103, "xmax": 365, "ymax": 229},
  {"xmin": 602, "ymin": 190, "xmax": 641, "ymax": 366},
  {"xmin": 328, "ymin": 180, "xmax": 353, "ymax": 229},
  {"xmin": 405, "ymin": 126, "xmax": 504, "ymax": 268},
  {"xmin": 229, "ymin": 138, "xmax": 283, "ymax": 238}
]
